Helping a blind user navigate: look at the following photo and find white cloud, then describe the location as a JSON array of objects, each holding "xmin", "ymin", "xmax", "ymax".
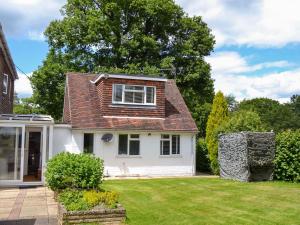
[
  {"xmin": 0, "ymin": 0, "xmax": 64, "ymax": 40},
  {"xmin": 176, "ymin": 0, "xmax": 300, "ymax": 47},
  {"xmin": 206, "ymin": 52, "xmax": 300, "ymax": 102},
  {"xmin": 15, "ymin": 72, "xmax": 33, "ymax": 97},
  {"xmin": 206, "ymin": 51, "xmax": 292, "ymax": 74},
  {"xmin": 1, "ymin": 0, "xmax": 300, "ymax": 47}
]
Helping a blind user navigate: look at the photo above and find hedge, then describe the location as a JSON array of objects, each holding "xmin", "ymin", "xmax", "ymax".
[{"xmin": 274, "ymin": 130, "xmax": 300, "ymax": 182}]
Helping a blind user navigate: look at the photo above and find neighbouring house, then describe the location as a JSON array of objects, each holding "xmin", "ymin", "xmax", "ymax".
[
  {"xmin": 0, "ymin": 24, "xmax": 198, "ymax": 186},
  {"xmin": 0, "ymin": 23, "xmax": 18, "ymax": 114}
]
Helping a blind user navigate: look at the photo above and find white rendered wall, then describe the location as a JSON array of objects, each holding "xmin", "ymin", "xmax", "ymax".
[
  {"xmin": 52, "ymin": 128, "xmax": 196, "ymax": 177},
  {"xmin": 52, "ymin": 125, "xmax": 73, "ymax": 156}
]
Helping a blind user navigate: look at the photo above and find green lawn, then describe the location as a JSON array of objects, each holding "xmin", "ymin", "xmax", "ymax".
[{"xmin": 103, "ymin": 177, "xmax": 300, "ymax": 225}]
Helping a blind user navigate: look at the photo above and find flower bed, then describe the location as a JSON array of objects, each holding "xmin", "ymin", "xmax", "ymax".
[
  {"xmin": 46, "ymin": 153, "xmax": 126, "ymax": 224},
  {"xmin": 58, "ymin": 202, "xmax": 126, "ymax": 225}
]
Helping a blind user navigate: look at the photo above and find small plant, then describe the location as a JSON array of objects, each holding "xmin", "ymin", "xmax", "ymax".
[
  {"xmin": 83, "ymin": 190, "xmax": 119, "ymax": 208},
  {"xmin": 58, "ymin": 189, "xmax": 89, "ymax": 211},
  {"xmin": 46, "ymin": 152, "xmax": 104, "ymax": 190},
  {"xmin": 58, "ymin": 189, "xmax": 119, "ymax": 211}
]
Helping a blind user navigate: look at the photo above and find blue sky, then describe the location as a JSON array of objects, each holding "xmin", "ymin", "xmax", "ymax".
[{"xmin": 1, "ymin": 0, "xmax": 300, "ymax": 102}]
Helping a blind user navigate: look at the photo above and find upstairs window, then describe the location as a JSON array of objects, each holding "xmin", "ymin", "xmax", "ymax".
[
  {"xmin": 3, "ymin": 74, "xmax": 8, "ymax": 95},
  {"xmin": 113, "ymin": 84, "xmax": 156, "ymax": 105},
  {"xmin": 160, "ymin": 134, "xmax": 180, "ymax": 155}
]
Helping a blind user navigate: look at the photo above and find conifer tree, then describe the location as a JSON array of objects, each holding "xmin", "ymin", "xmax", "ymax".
[{"xmin": 206, "ymin": 91, "xmax": 228, "ymax": 174}]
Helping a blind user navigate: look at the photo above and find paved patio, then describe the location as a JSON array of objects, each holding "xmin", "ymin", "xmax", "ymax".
[{"xmin": 0, "ymin": 187, "xmax": 57, "ymax": 225}]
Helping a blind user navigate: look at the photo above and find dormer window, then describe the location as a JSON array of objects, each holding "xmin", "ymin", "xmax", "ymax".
[
  {"xmin": 112, "ymin": 84, "xmax": 156, "ymax": 105},
  {"xmin": 3, "ymin": 74, "xmax": 8, "ymax": 95}
]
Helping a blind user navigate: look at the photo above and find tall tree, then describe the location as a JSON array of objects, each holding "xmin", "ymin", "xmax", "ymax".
[
  {"xmin": 206, "ymin": 91, "xmax": 228, "ymax": 174},
  {"xmin": 31, "ymin": 0, "xmax": 215, "ymax": 127},
  {"xmin": 238, "ymin": 97, "xmax": 300, "ymax": 132}
]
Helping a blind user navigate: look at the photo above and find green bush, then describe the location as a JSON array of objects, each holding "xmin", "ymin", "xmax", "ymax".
[
  {"xmin": 274, "ymin": 130, "xmax": 300, "ymax": 182},
  {"xmin": 58, "ymin": 189, "xmax": 89, "ymax": 211},
  {"xmin": 196, "ymin": 139, "xmax": 211, "ymax": 172},
  {"xmin": 46, "ymin": 152, "xmax": 104, "ymax": 190},
  {"xmin": 217, "ymin": 110, "xmax": 267, "ymax": 134},
  {"xmin": 83, "ymin": 190, "xmax": 119, "ymax": 208},
  {"xmin": 58, "ymin": 189, "xmax": 119, "ymax": 211}
]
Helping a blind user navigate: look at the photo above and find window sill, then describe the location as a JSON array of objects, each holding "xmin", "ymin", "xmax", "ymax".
[
  {"xmin": 159, "ymin": 155, "xmax": 182, "ymax": 158},
  {"xmin": 110, "ymin": 104, "xmax": 156, "ymax": 109},
  {"xmin": 116, "ymin": 155, "xmax": 142, "ymax": 158}
]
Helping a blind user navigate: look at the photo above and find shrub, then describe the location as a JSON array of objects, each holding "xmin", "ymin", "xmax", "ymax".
[
  {"xmin": 83, "ymin": 190, "xmax": 119, "ymax": 208},
  {"xmin": 206, "ymin": 91, "xmax": 228, "ymax": 174},
  {"xmin": 217, "ymin": 110, "xmax": 267, "ymax": 134},
  {"xmin": 46, "ymin": 152, "xmax": 104, "ymax": 190},
  {"xmin": 196, "ymin": 139, "xmax": 210, "ymax": 172},
  {"xmin": 274, "ymin": 130, "xmax": 300, "ymax": 182},
  {"xmin": 58, "ymin": 189, "xmax": 89, "ymax": 211},
  {"xmin": 58, "ymin": 189, "xmax": 119, "ymax": 211}
]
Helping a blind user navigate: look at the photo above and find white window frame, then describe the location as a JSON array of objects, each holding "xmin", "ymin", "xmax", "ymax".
[
  {"xmin": 118, "ymin": 134, "xmax": 140, "ymax": 156},
  {"xmin": 3, "ymin": 73, "xmax": 8, "ymax": 95},
  {"xmin": 160, "ymin": 134, "xmax": 181, "ymax": 155},
  {"xmin": 112, "ymin": 84, "xmax": 156, "ymax": 106}
]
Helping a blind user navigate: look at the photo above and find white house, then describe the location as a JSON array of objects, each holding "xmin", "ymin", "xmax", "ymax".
[{"xmin": 0, "ymin": 71, "xmax": 198, "ymax": 186}]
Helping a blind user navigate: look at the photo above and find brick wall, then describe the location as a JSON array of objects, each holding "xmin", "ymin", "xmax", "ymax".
[
  {"xmin": 0, "ymin": 49, "xmax": 14, "ymax": 114},
  {"xmin": 63, "ymin": 84, "xmax": 71, "ymax": 123},
  {"xmin": 96, "ymin": 78, "xmax": 165, "ymax": 118}
]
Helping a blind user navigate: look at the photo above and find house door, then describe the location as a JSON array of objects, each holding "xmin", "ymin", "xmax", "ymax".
[{"xmin": 24, "ymin": 131, "xmax": 42, "ymax": 182}]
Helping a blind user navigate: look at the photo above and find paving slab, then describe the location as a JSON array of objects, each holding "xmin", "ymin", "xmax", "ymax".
[{"xmin": 0, "ymin": 187, "xmax": 58, "ymax": 225}]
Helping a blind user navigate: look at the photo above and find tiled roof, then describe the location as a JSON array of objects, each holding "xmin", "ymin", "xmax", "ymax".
[{"xmin": 64, "ymin": 72, "xmax": 198, "ymax": 132}]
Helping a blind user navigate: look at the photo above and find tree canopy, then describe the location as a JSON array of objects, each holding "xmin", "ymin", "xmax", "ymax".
[
  {"xmin": 31, "ymin": 0, "xmax": 215, "ymax": 125},
  {"xmin": 237, "ymin": 97, "xmax": 300, "ymax": 132}
]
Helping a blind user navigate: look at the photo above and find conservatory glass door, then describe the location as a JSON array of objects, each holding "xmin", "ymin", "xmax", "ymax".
[{"xmin": 0, "ymin": 126, "xmax": 23, "ymax": 181}]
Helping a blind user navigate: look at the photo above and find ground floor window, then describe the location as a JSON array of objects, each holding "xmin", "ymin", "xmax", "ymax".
[
  {"xmin": 118, "ymin": 134, "xmax": 140, "ymax": 155},
  {"xmin": 160, "ymin": 134, "xmax": 180, "ymax": 155},
  {"xmin": 83, "ymin": 133, "xmax": 94, "ymax": 154}
]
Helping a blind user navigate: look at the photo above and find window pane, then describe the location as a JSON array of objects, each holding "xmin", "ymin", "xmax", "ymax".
[
  {"xmin": 125, "ymin": 85, "xmax": 143, "ymax": 91},
  {"xmin": 134, "ymin": 92, "xmax": 144, "ymax": 103},
  {"xmin": 172, "ymin": 135, "xmax": 180, "ymax": 154},
  {"xmin": 146, "ymin": 87, "xmax": 155, "ymax": 103},
  {"xmin": 0, "ymin": 127, "xmax": 22, "ymax": 180},
  {"xmin": 161, "ymin": 140, "xmax": 170, "ymax": 155},
  {"xmin": 161, "ymin": 134, "xmax": 169, "ymax": 139},
  {"xmin": 130, "ymin": 134, "xmax": 139, "ymax": 139},
  {"xmin": 84, "ymin": 133, "xmax": 94, "ymax": 154},
  {"xmin": 3, "ymin": 75, "xmax": 8, "ymax": 94},
  {"xmin": 118, "ymin": 134, "xmax": 128, "ymax": 155},
  {"xmin": 129, "ymin": 140, "xmax": 140, "ymax": 155},
  {"xmin": 124, "ymin": 91, "xmax": 134, "ymax": 103},
  {"xmin": 113, "ymin": 85, "xmax": 123, "ymax": 102}
]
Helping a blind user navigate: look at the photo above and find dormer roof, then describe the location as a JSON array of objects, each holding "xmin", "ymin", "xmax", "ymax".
[{"xmin": 63, "ymin": 72, "xmax": 198, "ymax": 133}]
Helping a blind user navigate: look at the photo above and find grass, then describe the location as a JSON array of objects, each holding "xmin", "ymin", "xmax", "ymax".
[{"xmin": 103, "ymin": 177, "xmax": 300, "ymax": 225}]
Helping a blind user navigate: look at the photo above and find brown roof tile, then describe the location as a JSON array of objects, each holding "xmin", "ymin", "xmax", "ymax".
[{"xmin": 64, "ymin": 72, "xmax": 198, "ymax": 132}]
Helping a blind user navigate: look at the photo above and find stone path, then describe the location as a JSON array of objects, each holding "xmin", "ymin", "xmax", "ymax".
[{"xmin": 0, "ymin": 187, "xmax": 57, "ymax": 225}]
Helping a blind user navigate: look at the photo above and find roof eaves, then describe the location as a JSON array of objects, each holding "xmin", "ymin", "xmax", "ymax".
[
  {"xmin": 90, "ymin": 73, "xmax": 168, "ymax": 84},
  {"xmin": 0, "ymin": 23, "xmax": 18, "ymax": 79}
]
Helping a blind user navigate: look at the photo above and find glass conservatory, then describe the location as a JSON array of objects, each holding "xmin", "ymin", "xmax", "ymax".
[{"xmin": 0, "ymin": 114, "xmax": 54, "ymax": 185}]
